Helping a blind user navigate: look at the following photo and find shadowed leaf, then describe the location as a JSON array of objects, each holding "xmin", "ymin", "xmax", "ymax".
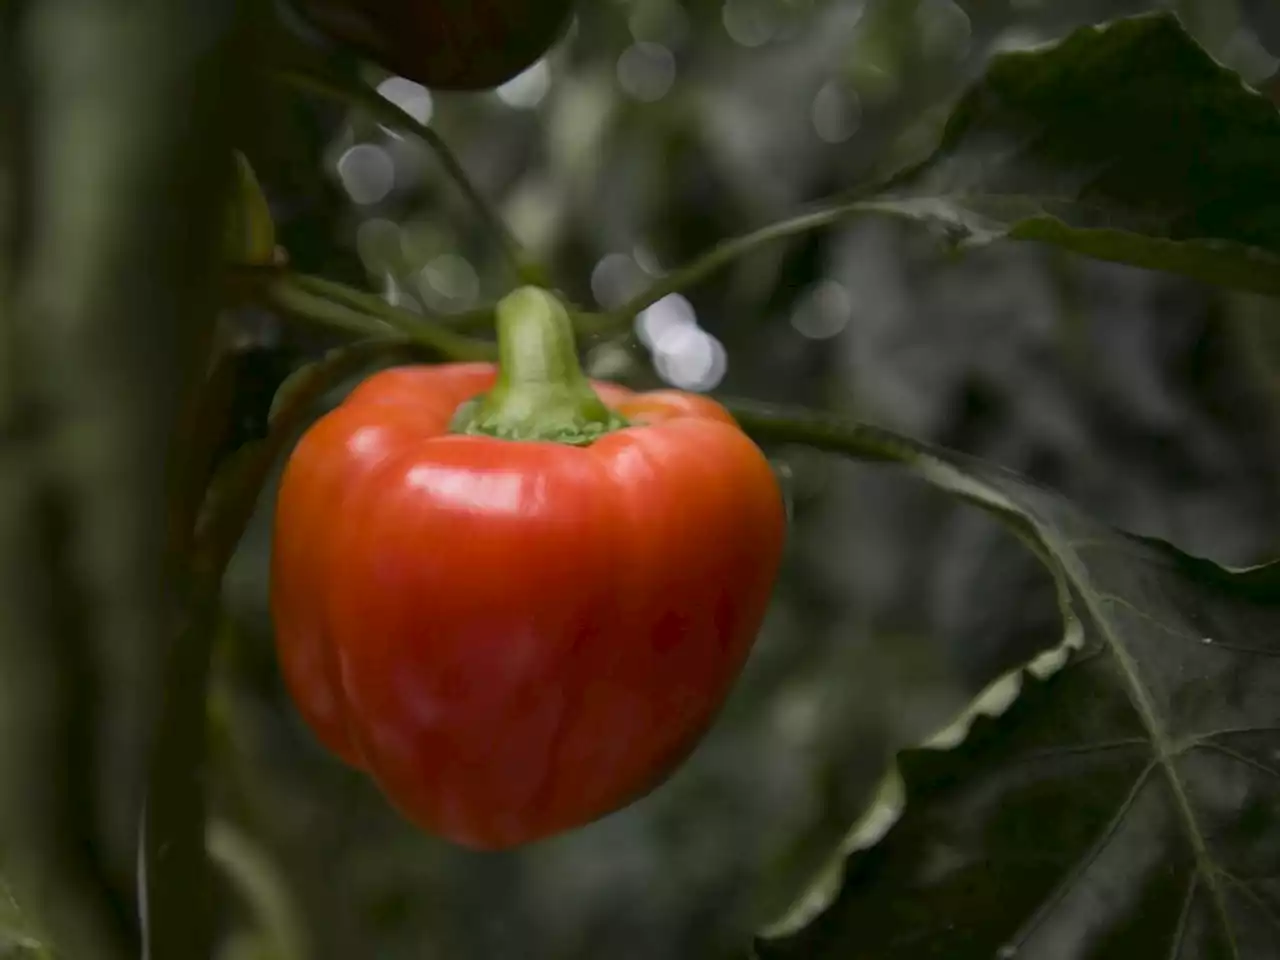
[
  {"xmin": 868, "ymin": 12, "xmax": 1280, "ymax": 297},
  {"xmin": 727, "ymin": 403, "xmax": 1280, "ymax": 960}
]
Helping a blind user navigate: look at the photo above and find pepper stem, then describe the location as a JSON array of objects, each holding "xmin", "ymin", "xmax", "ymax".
[{"xmin": 449, "ymin": 287, "xmax": 629, "ymax": 445}]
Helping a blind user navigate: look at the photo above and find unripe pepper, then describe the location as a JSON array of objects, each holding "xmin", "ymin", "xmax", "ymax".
[{"xmin": 270, "ymin": 288, "xmax": 786, "ymax": 849}]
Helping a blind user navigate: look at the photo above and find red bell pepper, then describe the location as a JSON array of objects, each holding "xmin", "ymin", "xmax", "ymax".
[{"xmin": 271, "ymin": 288, "xmax": 785, "ymax": 849}]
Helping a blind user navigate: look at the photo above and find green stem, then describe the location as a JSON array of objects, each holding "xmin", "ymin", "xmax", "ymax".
[
  {"xmin": 266, "ymin": 278, "xmax": 399, "ymax": 339},
  {"xmin": 292, "ymin": 272, "xmax": 611, "ymax": 338},
  {"xmin": 278, "ymin": 68, "xmax": 538, "ymax": 283},
  {"xmin": 450, "ymin": 287, "xmax": 627, "ymax": 444},
  {"xmin": 719, "ymin": 396, "xmax": 924, "ymax": 466},
  {"xmin": 264, "ymin": 273, "xmax": 497, "ymax": 362},
  {"xmin": 605, "ymin": 199, "xmax": 885, "ymax": 327}
]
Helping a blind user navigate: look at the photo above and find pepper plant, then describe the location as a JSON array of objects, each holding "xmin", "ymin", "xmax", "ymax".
[{"xmin": 0, "ymin": 1, "xmax": 1278, "ymax": 959}]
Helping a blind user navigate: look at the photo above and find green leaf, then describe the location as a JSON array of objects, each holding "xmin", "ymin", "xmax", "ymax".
[
  {"xmin": 870, "ymin": 12, "xmax": 1280, "ymax": 297},
  {"xmin": 725, "ymin": 402, "xmax": 1280, "ymax": 960},
  {"xmin": 224, "ymin": 151, "xmax": 277, "ymax": 267}
]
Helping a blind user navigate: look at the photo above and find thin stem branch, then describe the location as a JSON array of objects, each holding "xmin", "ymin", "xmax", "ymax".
[
  {"xmin": 719, "ymin": 396, "xmax": 924, "ymax": 466},
  {"xmin": 721, "ymin": 400, "xmax": 1069, "ymax": 595},
  {"xmin": 264, "ymin": 278, "xmax": 398, "ymax": 339},
  {"xmin": 266, "ymin": 273, "xmax": 498, "ymax": 362},
  {"xmin": 278, "ymin": 68, "xmax": 537, "ymax": 283},
  {"xmin": 237, "ymin": 267, "xmax": 605, "ymax": 364},
  {"xmin": 608, "ymin": 200, "xmax": 878, "ymax": 323},
  {"xmin": 290, "ymin": 271, "xmax": 611, "ymax": 338}
]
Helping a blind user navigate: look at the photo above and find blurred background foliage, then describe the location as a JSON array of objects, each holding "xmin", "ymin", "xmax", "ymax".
[{"xmin": 206, "ymin": 0, "xmax": 1280, "ymax": 957}]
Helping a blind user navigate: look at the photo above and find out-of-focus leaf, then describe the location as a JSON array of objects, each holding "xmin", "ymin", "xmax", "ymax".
[
  {"xmin": 208, "ymin": 820, "xmax": 307, "ymax": 960},
  {"xmin": 225, "ymin": 151, "xmax": 277, "ymax": 267},
  {"xmin": 864, "ymin": 13, "xmax": 1280, "ymax": 297},
  {"xmin": 727, "ymin": 402, "xmax": 1280, "ymax": 959},
  {"xmin": 0, "ymin": 877, "xmax": 49, "ymax": 958}
]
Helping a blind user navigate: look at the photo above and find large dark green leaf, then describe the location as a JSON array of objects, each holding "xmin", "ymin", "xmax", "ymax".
[
  {"xmin": 726, "ymin": 403, "xmax": 1280, "ymax": 960},
  {"xmin": 867, "ymin": 12, "xmax": 1280, "ymax": 297}
]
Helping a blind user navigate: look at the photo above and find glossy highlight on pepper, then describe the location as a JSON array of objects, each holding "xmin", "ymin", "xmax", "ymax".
[{"xmin": 270, "ymin": 289, "xmax": 786, "ymax": 850}]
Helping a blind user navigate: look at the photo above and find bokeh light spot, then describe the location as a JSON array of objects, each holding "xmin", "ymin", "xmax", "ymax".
[
  {"xmin": 653, "ymin": 325, "xmax": 727, "ymax": 392},
  {"xmin": 636, "ymin": 293, "xmax": 697, "ymax": 349},
  {"xmin": 418, "ymin": 254, "xmax": 479, "ymax": 309},
  {"xmin": 617, "ymin": 42, "xmax": 677, "ymax": 102},
  {"xmin": 591, "ymin": 254, "xmax": 648, "ymax": 309},
  {"xmin": 791, "ymin": 280, "xmax": 851, "ymax": 340},
  {"xmin": 496, "ymin": 60, "xmax": 552, "ymax": 109},
  {"xmin": 722, "ymin": 0, "xmax": 781, "ymax": 48},
  {"xmin": 375, "ymin": 76, "xmax": 434, "ymax": 128},
  {"xmin": 812, "ymin": 81, "xmax": 862, "ymax": 144},
  {"xmin": 337, "ymin": 144, "xmax": 395, "ymax": 206},
  {"xmin": 915, "ymin": 0, "xmax": 972, "ymax": 62}
]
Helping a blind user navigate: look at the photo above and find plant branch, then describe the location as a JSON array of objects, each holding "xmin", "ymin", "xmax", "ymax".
[
  {"xmin": 278, "ymin": 67, "xmax": 540, "ymax": 284},
  {"xmin": 719, "ymin": 397, "xmax": 925, "ymax": 466},
  {"xmin": 293, "ymin": 271, "xmax": 617, "ymax": 338},
  {"xmin": 722, "ymin": 398, "xmax": 1073, "ymax": 575},
  {"xmin": 264, "ymin": 273, "xmax": 497, "ymax": 362},
  {"xmin": 608, "ymin": 201, "xmax": 879, "ymax": 325}
]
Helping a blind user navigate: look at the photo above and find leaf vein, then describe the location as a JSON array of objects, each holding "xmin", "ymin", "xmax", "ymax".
[
  {"xmin": 1072, "ymin": 564, "xmax": 1241, "ymax": 958},
  {"xmin": 1166, "ymin": 873, "xmax": 1198, "ymax": 960},
  {"xmin": 1002, "ymin": 760, "xmax": 1158, "ymax": 953},
  {"xmin": 1012, "ymin": 738, "xmax": 1150, "ymax": 765},
  {"xmin": 1192, "ymin": 742, "xmax": 1280, "ymax": 783},
  {"xmin": 1191, "ymin": 726, "xmax": 1280, "ymax": 744},
  {"xmin": 1217, "ymin": 871, "xmax": 1280, "ymax": 936},
  {"xmin": 1093, "ymin": 592, "xmax": 1271, "ymax": 656}
]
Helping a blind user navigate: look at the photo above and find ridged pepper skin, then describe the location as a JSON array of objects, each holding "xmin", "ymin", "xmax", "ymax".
[{"xmin": 270, "ymin": 363, "xmax": 786, "ymax": 849}]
